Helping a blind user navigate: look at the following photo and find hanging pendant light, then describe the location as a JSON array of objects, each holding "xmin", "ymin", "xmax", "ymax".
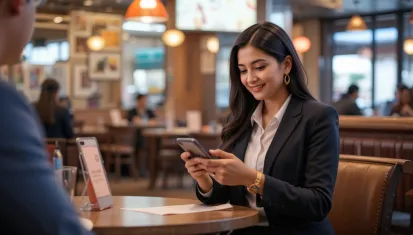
[
  {"xmin": 125, "ymin": 0, "xmax": 168, "ymax": 23},
  {"xmin": 293, "ymin": 36, "xmax": 311, "ymax": 53},
  {"xmin": 206, "ymin": 36, "xmax": 219, "ymax": 53},
  {"xmin": 87, "ymin": 36, "xmax": 105, "ymax": 51},
  {"xmin": 404, "ymin": 38, "xmax": 413, "ymax": 55},
  {"xmin": 346, "ymin": 15, "xmax": 367, "ymax": 31},
  {"xmin": 346, "ymin": 0, "xmax": 367, "ymax": 31},
  {"xmin": 162, "ymin": 29, "xmax": 185, "ymax": 47}
]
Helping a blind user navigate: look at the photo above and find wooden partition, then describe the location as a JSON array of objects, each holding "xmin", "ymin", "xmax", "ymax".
[{"xmin": 339, "ymin": 116, "xmax": 413, "ymax": 211}]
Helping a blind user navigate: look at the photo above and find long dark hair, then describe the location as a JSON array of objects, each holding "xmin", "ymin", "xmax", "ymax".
[
  {"xmin": 221, "ymin": 22, "xmax": 315, "ymax": 150},
  {"xmin": 36, "ymin": 78, "xmax": 60, "ymax": 124}
]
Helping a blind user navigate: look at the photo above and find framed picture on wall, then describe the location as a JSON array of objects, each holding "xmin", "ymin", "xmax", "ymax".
[
  {"xmin": 88, "ymin": 52, "xmax": 121, "ymax": 80},
  {"xmin": 70, "ymin": 36, "xmax": 89, "ymax": 58},
  {"xmin": 71, "ymin": 12, "xmax": 91, "ymax": 36},
  {"xmin": 74, "ymin": 65, "xmax": 98, "ymax": 97}
]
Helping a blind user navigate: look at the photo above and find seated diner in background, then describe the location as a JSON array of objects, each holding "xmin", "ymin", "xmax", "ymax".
[
  {"xmin": 35, "ymin": 78, "xmax": 74, "ymax": 139},
  {"xmin": 389, "ymin": 86, "xmax": 413, "ymax": 117},
  {"xmin": 0, "ymin": 0, "xmax": 92, "ymax": 234},
  {"xmin": 182, "ymin": 22, "xmax": 339, "ymax": 235},
  {"xmin": 127, "ymin": 94, "xmax": 156, "ymax": 124}
]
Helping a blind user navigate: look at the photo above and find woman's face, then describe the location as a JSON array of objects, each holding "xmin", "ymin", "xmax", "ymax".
[{"xmin": 237, "ymin": 45, "xmax": 291, "ymax": 101}]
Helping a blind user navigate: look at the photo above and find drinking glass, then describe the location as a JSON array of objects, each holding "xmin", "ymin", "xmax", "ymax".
[{"xmin": 61, "ymin": 166, "xmax": 77, "ymax": 201}]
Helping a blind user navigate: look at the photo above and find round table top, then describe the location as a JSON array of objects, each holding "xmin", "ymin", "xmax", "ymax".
[{"xmin": 74, "ymin": 196, "xmax": 259, "ymax": 235}]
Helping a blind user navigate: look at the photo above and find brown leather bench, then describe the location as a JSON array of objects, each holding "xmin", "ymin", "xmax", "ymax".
[{"xmin": 330, "ymin": 155, "xmax": 413, "ymax": 235}]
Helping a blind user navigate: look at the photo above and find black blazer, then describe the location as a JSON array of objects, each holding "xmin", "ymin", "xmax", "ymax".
[
  {"xmin": 196, "ymin": 96, "xmax": 340, "ymax": 235},
  {"xmin": 127, "ymin": 108, "xmax": 156, "ymax": 123},
  {"xmin": 39, "ymin": 106, "xmax": 74, "ymax": 139}
]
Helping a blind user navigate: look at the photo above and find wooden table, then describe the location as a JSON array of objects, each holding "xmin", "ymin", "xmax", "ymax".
[{"xmin": 74, "ymin": 196, "xmax": 259, "ymax": 235}]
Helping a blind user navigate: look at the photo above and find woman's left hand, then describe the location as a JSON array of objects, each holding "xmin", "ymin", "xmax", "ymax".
[{"xmin": 195, "ymin": 149, "xmax": 256, "ymax": 186}]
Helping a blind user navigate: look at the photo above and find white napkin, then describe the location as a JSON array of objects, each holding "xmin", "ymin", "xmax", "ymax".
[
  {"xmin": 79, "ymin": 218, "xmax": 93, "ymax": 231},
  {"xmin": 121, "ymin": 203, "xmax": 233, "ymax": 215}
]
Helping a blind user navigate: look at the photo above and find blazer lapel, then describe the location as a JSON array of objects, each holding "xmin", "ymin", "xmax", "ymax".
[
  {"xmin": 263, "ymin": 96, "xmax": 303, "ymax": 174},
  {"xmin": 232, "ymin": 126, "xmax": 253, "ymax": 162}
]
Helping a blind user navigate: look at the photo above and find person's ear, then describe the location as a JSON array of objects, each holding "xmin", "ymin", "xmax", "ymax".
[
  {"xmin": 8, "ymin": 0, "xmax": 23, "ymax": 15},
  {"xmin": 283, "ymin": 55, "xmax": 293, "ymax": 75}
]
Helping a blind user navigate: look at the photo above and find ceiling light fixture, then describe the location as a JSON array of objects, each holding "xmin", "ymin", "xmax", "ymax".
[
  {"xmin": 125, "ymin": 0, "xmax": 168, "ymax": 23},
  {"xmin": 162, "ymin": 29, "xmax": 185, "ymax": 47},
  {"xmin": 293, "ymin": 36, "xmax": 311, "ymax": 53},
  {"xmin": 346, "ymin": 0, "xmax": 367, "ymax": 31},
  {"xmin": 87, "ymin": 36, "xmax": 105, "ymax": 51},
  {"xmin": 206, "ymin": 36, "xmax": 219, "ymax": 54},
  {"xmin": 53, "ymin": 16, "xmax": 63, "ymax": 24}
]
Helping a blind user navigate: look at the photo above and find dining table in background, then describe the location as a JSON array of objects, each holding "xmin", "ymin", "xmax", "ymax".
[{"xmin": 142, "ymin": 128, "xmax": 221, "ymax": 189}]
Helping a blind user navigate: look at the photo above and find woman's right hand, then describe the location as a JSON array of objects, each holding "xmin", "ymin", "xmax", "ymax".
[{"xmin": 181, "ymin": 152, "xmax": 213, "ymax": 192}]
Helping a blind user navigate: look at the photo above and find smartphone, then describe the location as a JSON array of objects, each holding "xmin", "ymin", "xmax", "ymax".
[
  {"xmin": 76, "ymin": 137, "xmax": 113, "ymax": 210},
  {"xmin": 176, "ymin": 138, "xmax": 214, "ymax": 159}
]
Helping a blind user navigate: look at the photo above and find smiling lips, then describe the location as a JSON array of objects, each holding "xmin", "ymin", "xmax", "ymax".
[{"xmin": 251, "ymin": 84, "xmax": 264, "ymax": 92}]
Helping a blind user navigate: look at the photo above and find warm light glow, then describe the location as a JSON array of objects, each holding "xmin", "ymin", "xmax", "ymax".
[
  {"xmin": 206, "ymin": 36, "xmax": 219, "ymax": 53},
  {"xmin": 84, "ymin": 0, "xmax": 93, "ymax": 6},
  {"xmin": 87, "ymin": 36, "xmax": 105, "ymax": 51},
  {"xmin": 140, "ymin": 0, "xmax": 157, "ymax": 9},
  {"xmin": 53, "ymin": 16, "xmax": 63, "ymax": 24},
  {"xmin": 346, "ymin": 15, "xmax": 367, "ymax": 31},
  {"xmin": 404, "ymin": 38, "xmax": 413, "ymax": 55},
  {"xmin": 125, "ymin": 0, "xmax": 168, "ymax": 23},
  {"xmin": 293, "ymin": 36, "xmax": 311, "ymax": 53},
  {"xmin": 162, "ymin": 29, "xmax": 185, "ymax": 47}
]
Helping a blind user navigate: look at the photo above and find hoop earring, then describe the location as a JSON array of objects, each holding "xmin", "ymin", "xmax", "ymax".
[{"xmin": 284, "ymin": 74, "xmax": 291, "ymax": 85}]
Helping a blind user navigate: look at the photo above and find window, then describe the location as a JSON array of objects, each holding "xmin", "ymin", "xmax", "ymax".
[
  {"xmin": 374, "ymin": 15, "xmax": 398, "ymax": 111},
  {"xmin": 328, "ymin": 14, "xmax": 400, "ymax": 116},
  {"xmin": 215, "ymin": 47, "xmax": 231, "ymax": 108},
  {"xmin": 403, "ymin": 12, "xmax": 413, "ymax": 87},
  {"xmin": 332, "ymin": 17, "xmax": 373, "ymax": 113},
  {"xmin": 23, "ymin": 40, "xmax": 69, "ymax": 65}
]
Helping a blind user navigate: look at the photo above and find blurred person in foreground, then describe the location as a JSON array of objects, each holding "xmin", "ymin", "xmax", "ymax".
[
  {"xmin": 0, "ymin": 0, "xmax": 92, "ymax": 234},
  {"xmin": 35, "ymin": 78, "xmax": 74, "ymax": 139}
]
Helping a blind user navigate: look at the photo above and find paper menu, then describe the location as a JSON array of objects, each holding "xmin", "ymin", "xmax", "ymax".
[{"xmin": 121, "ymin": 203, "xmax": 233, "ymax": 215}]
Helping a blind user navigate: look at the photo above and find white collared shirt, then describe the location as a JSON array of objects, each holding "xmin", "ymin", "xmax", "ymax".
[
  {"xmin": 200, "ymin": 95, "xmax": 292, "ymax": 217},
  {"xmin": 245, "ymin": 94, "xmax": 291, "ymax": 216}
]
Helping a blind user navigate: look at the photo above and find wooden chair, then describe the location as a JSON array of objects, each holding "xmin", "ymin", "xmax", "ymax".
[{"xmin": 104, "ymin": 125, "xmax": 139, "ymax": 181}]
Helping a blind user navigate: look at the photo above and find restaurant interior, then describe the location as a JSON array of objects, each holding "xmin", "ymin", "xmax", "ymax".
[{"xmin": 6, "ymin": 0, "xmax": 413, "ymax": 234}]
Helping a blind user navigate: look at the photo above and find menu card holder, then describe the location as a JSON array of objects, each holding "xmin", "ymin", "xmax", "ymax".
[{"xmin": 78, "ymin": 152, "xmax": 100, "ymax": 211}]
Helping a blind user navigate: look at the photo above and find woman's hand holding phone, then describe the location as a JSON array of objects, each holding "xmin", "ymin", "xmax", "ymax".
[{"xmin": 181, "ymin": 151, "xmax": 213, "ymax": 193}]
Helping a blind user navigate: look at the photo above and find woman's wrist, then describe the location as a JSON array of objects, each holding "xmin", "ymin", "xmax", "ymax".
[
  {"xmin": 243, "ymin": 168, "xmax": 259, "ymax": 187},
  {"xmin": 197, "ymin": 174, "xmax": 213, "ymax": 193}
]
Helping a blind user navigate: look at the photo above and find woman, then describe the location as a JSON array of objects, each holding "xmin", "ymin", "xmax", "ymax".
[
  {"xmin": 35, "ymin": 78, "xmax": 74, "ymax": 139},
  {"xmin": 389, "ymin": 86, "xmax": 413, "ymax": 116},
  {"xmin": 181, "ymin": 22, "xmax": 339, "ymax": 234}
]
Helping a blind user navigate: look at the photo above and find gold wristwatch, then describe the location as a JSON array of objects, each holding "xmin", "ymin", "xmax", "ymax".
[{"xmin": 247, "ymin": 171, "xmax": 262, "ymax": 194}]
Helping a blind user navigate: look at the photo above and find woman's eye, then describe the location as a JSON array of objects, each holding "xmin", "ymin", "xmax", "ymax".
[
  {"xmin": 239, "ymin": 70, "xmax": 247, "ymax": 74},
  {"xmin": 255, "ymin": 66, "xmax": 265, "ymax": 71}
]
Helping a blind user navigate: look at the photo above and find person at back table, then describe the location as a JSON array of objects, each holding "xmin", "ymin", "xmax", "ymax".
[
  {"xmin": 127, "ymin": 94, "xmax": 156, "ymax": 123},
  {"xmin": 0, "ymin": 0, "xmax": 92, "ymax": 234},
  {"xmin": 35, "ymin": 78, "xmax": 74, "ymax": 139},
  {"xmin": 333, "ymin": 84, "xmax": 362, "ymax": 115},
  {"xmin": 181, "ymin": 22, "xmax": 339, "ymax": 235}
]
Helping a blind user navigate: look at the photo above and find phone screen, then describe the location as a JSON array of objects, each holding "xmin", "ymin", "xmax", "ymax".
[{"xmin": 80, "ymin": 145, "xmax": 111, "ymax": 198}]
